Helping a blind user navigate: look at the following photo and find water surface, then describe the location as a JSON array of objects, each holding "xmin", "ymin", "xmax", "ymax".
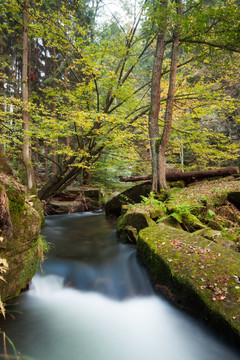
[{"xmin": 0, "ymin": 212, "xmax": 239, "ymax": 360}]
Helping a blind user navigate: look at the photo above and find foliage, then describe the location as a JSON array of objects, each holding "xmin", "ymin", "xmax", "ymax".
[
  {"xmin": 0, "ymin": 258, "xmax": 8, "ymax": 318},
  {"xmin": 37, "ymin": 234, "xmax": 52, "ymax": 264},
  {"xmin": 0, "ymin": 0, "xmax": 240, "ymax": 192}
]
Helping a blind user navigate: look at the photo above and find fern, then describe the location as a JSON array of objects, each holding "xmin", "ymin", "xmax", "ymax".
[{"xmin": 170, "ymin": 212, "xmax": 183, "ymax": 223}]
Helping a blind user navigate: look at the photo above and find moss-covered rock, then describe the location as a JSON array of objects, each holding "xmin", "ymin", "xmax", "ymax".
[
  {"xmin": 114, "ymin": 177, "xmax": 240, "ymax": 345},
  {"xmin": 138, "ymin": 223, "xmax": 240, "ymax": 346},
  {"xmin": 116, "ymin": 208, "xmax": 155, "ymax": 243},
  {"xmin": 0, "ymin": 172, "xmax": 42, "ymax": 301},
  {"xmin": 105, "ymin": 183, "xmax": 151, "ymax": 217}
]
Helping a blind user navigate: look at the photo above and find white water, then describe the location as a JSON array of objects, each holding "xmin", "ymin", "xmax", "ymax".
[
  {"xmin": 1, "ymin": 213, "xmax": 239, "ymax": 360},
  {"xmin": 8, "ymin": 274, "xmax": 235, "ymax": 360}
]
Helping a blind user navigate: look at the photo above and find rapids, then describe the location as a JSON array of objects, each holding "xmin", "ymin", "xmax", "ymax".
[{"xmin": 0, "ymin": 212, "xmax": 239, "ymax": 360}]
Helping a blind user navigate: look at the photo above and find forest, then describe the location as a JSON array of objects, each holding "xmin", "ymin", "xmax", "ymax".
[
  {"xmin": 0, "ymin": 0, "xmax": 240, "ymax": 197},
  {"xmin": 1, "ymin": 1, "xmax": 240, "ymax": 357}
]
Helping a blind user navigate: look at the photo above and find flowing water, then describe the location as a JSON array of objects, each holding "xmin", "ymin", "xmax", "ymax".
[{"xmin": 0, "ymin": 212, "xmax": 240, "ymax": 360}]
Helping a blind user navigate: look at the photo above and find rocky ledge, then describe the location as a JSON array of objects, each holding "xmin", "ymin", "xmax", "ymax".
[
  {"xmin": 44, "ymin": 187, "xmax": 103, "ymax": 215},
  {"xmin": 114, "ymin": 177, "xmax": 240, "ymax": 346},
  {"xmin": 0, "ymin": 154, "xmax": 44, "ymax": 302}
]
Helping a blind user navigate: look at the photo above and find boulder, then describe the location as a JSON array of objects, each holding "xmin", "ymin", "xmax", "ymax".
[
  {"xmin": 138, "ymin": 223, "xmax": 240, "ymax": 346},
  {"xmin": 116, "ymin": 208, "xmax": 155, "ymax": 243},
  {"xmin": 0, "ymin": 168, "xmax": 42, "ymax": 300},
  {"xmin": 105, "ymin": 183, "xmax": 151, "ymax": 217}
]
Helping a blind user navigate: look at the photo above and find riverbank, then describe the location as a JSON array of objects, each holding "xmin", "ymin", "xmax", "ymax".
[
  {"xmin": 114, "ymin": 176, "xmax": 240, "ymax": 346},
  {"xmin": 0, "ymin": 169, "xmax": 44, "ymax": 302}
]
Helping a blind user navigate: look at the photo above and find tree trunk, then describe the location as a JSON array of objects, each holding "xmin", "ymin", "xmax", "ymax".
[
  {"xmin": 34, "ymin": 139, "xmax": 39, "ymax": 175},
  {"xmin": 22, "ymin": 0, "xmax": 35, "ymax": 192},
  {"xmin": 38, "ymin": 156, "xmax": 77, "ymax": 200},
  {"xmin": 159, "ymin": 0, "xmax": 182, "ymax": 190},
  {"xmin": 119, "ymin": 167, "xmax": 239, "ymax": 184},
  {"xmin": 0, "ymin": 30, "xmax": 5, "ymax": 152},
  {"xmin": 148, "ymin": 2, "xmax": 168, "ymax": 192},
  {"xmin": 51, "ymin": 47, "xmax": 58, "ymax": 174},
  {"xmin": 44, "ymin": 145, "xmax": 49, "ymax": 180}
]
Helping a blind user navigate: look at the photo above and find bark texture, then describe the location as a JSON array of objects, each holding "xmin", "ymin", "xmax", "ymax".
[
  {"xmin": 148, "ymin": 1, "xmax": 168, "ymax": 193},
  {"xmin": 119, "ymin": 167, "xmax": 239, "ymax": 184},
  {"xmin": 22, "ymin": 0, "xmax": 35, "ymax": 191},
  {"xmin": 159, "ymin": 0, "xmax": 182, "ymax": 189}
]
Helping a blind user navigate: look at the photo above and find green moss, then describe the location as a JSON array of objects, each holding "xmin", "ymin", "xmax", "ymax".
[
  {"xmin": 18, "ymin": 243, "xmax": 39, "ymax": 290},
  {"xmin": 7, "ymin": 184, "xmax": 27, "ymax": 217},
  {"xmin": 0, "ymin": 178, "xmax": 42, "ymax": 300},
  {"xmin": 37, "ymin": 234, "xmax": 51, "ymax": 263},
  {"xmin": 138, "ymin": 223, "xmax": 240, "ymax": 345},
  {"xmin": 114, "ymin": 178, "xmax": 240, "ymax": 345},
  {"xmin": 117, "ymin": 208, "xmax": 155, "ymax": 243}
]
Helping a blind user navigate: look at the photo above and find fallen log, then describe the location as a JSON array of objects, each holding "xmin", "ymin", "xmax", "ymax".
[{"xmin": 119, "ymin": 167, "xmax": 239, "ymax": 184}]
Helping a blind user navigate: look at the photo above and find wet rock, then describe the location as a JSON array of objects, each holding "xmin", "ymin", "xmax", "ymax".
[
  {"xmin": 138, "ymin": 223, "xmax": 240, "ymax": 346},
  {"xmin": 45, "ymin": 187, "xmax": 103, "ymax": 214}
]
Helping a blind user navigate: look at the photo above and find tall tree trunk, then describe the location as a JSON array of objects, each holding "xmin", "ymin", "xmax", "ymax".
[
  {"xmin": 148, "ymin": 1, "xmax": 168, "ymax": 192},
  {"xmin": 22, "ymin": 0, "xmax": 35, "ymax": 192},
  {"xmin": 44, "ymin": 145, "xmax": 49, "ymax": 180},
  {"xmin": 159, "ymin": 0, "xmax": 182, "ymax": 189},
  {"xmin": 0, "ymin": 30, "xmax": 5, "ymax": 152},
  {"xmin": 51, "ymin": 47, "xmax": 58, "ymax": 174},
  {"xmin": 34, "ymin": 140, "xmax": 39, "ymax": 176}
]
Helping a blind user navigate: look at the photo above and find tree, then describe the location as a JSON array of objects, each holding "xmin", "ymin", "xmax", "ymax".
[
  {"xmin": 147, "ymin": 0, "xmax": 240, "ymax": 192},
  {"xmin": 1, "ymin": 0, "xmax": 240, "ymax": 200},
  {"xmin": 22, "ymin": 0, "xmax": 35, "ymax": 191}
]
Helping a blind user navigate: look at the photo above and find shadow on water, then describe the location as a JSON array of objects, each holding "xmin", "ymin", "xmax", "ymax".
[{"xmin": 0, "ymin": 212, "xmax": 240, "ymax": 360}]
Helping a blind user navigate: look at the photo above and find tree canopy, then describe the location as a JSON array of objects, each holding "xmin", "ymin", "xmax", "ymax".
[{"xmin": 0, "ymin": 0, "xmax": 239, "ymax": 196}]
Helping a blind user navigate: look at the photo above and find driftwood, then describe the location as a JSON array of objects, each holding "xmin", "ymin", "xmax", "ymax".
[{"xmin": 119, "ymin": 167, "xmax": 239, "ymax": 185}]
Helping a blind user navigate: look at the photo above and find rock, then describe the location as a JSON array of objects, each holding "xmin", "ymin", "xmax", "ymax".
[
  {"xmin": 137, "ymin": 223, "xmax": 240, "ymax": 346},
  {"xmin": 116, "ymin": 208, "xmax": 155, "ymax": 243},
  {"xmin": 105, "ymin": 183, "xmax": 151, "ymax": 217},
  {"xmin": 0, "ymin": 164, "xmax": 42, "ymax": 300},
  {"xmin": 149, "ymin": 207, "xmax": 165, "ymax": 220},
  {"xmin": 162, "ymin": 217, "xmax": 183, "ymax": 230},
  {"xmin": 208, "ymin": 219, "xmax": 223, "ymax": 231},
  {"xmin": 192, "ymin": 228, "xmax": 221, "ymax": 241},
  {"xmin": 45, "ymin": 187, "xmax": 103, "ymax": 214}
]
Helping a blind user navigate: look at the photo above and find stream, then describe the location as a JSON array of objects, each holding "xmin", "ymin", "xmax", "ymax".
[{"xmin": 0, "ymin": 212, "xmax": 240, "ymax": 360}]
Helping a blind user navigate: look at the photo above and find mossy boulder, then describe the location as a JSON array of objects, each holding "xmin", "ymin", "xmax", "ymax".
[
  {"xmin": 0, "ymin": 173, "xmax": 42, "ymax": 301},
  {"xmin": 105, "ymin": 183, "xmax": 151, "ymax": 217},
  {"xmin": 116, "ymin": 208, "xmax": 155, "ymax": 243},
  {"xmin": 137, "ymin": 223, "xmax": 240, "ymax": 346}
]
